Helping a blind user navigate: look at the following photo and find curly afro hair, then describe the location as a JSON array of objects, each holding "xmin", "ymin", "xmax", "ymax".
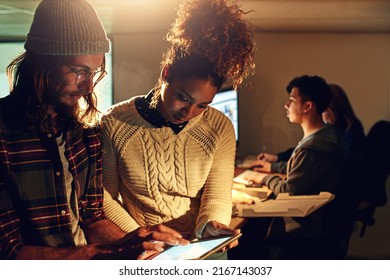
[
  {"xmin": 169, "ymin": 0, "xmax": 254, "ymax": 83},
  {"xmin": 151, "ymin": 0, "xmax": 255, "ymax": 107}
]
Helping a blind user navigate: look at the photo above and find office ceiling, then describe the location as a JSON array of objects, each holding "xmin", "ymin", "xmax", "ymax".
[{"xmin": 0, "ymin": 0, "xmax": 389, "ymax": 40}]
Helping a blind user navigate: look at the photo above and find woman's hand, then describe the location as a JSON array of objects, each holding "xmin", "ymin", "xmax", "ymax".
[{"xmin": 202, "ymin": 221, "xmax": 241, "ymax": 251}]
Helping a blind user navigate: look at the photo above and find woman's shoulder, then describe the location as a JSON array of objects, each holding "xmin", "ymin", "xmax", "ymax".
[
  {"xmin": 193, "ymin": 106, "xmax": 235, "ymax": 137},
  {"xmin": 203, "ymin": 106, "xmax": 231, "ymax": 125},
  {"xmin": 101, "ymin": 97, "xmax": 142, "ymax": 122},
  {"xmin": 104, "ymin": 97, "xmax": 136, "ymax": 116},
  {"xmin": 99, "ymin": 96, "xmax": 144, "ymax": 133}
]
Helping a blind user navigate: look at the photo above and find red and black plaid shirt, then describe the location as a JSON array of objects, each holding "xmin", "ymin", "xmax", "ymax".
[{"xmin": 0, "ymin": 95, "xmax": 106, "ymax": 259}]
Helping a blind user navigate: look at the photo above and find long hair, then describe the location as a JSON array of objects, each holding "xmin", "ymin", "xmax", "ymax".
[
  {"xmin": 150, "ymin": 0, "xmax": 255, "ymax": 108},
  {"xmin": 328, "ymin": 83, "xmax": 361, "ymax": 133},
  {"xmin": 6, "ymin": 52, "xmax": 103, "ymax": 132}
]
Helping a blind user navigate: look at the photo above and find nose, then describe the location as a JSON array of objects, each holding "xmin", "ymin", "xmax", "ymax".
[
  {"xmin": 181, "ymin": 104, "xmax": 197, "ymax": 119},
  {"xmin": 284, "ymin": 100, "xmax": 290, "ymax": 109},
  {"xmin": 77, "ymin": 76, "xmax": 94, "ymax": 95}
]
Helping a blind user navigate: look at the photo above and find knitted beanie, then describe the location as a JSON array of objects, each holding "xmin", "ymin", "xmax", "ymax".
[{"xmin": 24, "ymin": 0, "xmax": 110, "ymax": 55}]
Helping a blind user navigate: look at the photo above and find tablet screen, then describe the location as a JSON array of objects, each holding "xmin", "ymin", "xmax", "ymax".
[{"xmin": 150, "ymin": 234, "xmax": 241, "ymax": 260}]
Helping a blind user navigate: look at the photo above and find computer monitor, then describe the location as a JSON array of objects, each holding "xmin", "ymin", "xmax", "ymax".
[{"xmin": 209, "ymin": 87, "xmax": 239, "ymax": 142}]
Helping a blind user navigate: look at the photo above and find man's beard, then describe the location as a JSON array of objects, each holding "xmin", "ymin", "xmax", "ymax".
[
  {"xmin": 48, "ymin": 87, "xmax": 79, "ymax": 120},
  {"xmin": 55, "ymin": 98, "xmax": 78, "ymax": 121}
]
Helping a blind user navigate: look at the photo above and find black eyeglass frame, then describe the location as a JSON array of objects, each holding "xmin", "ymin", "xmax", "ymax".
[{"xmin": 66, "ymin": 64, "xmax": 107, "ymax": 87}]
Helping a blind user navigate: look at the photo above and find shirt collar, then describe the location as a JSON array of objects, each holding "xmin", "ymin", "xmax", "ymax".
[{"xmin": 135, "ymin": 90, "xmax": 188, "ymax": 134}]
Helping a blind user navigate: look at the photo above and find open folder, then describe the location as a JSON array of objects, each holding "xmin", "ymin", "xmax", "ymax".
[{"xmin": 233, "ymin": 192, "xmax": 334, "ymax": 217}]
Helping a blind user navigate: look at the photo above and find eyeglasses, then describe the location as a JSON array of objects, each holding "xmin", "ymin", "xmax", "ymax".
[{"xmin": 66, "ymin": 64, "xmax": 107, "ymax": 87}]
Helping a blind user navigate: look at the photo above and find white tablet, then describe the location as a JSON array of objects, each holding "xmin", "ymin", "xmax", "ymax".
[{"xmin": 149, "ymin": 233, "xmax": 242, "ymax": 260}]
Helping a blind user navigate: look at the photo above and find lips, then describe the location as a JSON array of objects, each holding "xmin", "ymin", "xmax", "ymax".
[
  {"xmin": 172, "ymin": 113, "xmax": 186, "ymax": 123},
  {"xmin": 70, "ymin": 93, "xmax": 82, "ymax": 99}
]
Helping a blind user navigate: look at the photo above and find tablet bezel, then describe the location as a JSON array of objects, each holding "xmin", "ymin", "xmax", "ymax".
[{"xmin": 148, "ymin": 233, "xmax": 242, "ymax": 260}]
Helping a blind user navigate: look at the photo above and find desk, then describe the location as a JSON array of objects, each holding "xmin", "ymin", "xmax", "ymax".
[
  {"xmin": 229, "ymin": 169, "xmax": 273, "ymax": 259},
  {"xmin": 229, "ymin": 167, "xmax": 277, "ymax": 259},
  {"xmin": 230, "ymin": 167, "xmax": 271, "ymax": 229},
  {"xmin": 230, "ymin": 167, "xmax": 251, "ymax": 229},
  {"xmin": 229, "ymin": 166, "xmax": 287, "ymax": 228}
]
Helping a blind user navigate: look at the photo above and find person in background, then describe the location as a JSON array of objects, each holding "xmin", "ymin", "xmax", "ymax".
[
  {"xmin": 250, "ymin": 83, "xmax": 365, "ymax": 175},
  {"xmin": 322, "ymin": 83, "xmax": 366, "ymax": 259},
  {"xmin": 245, "ymin": 82, "xmax": 366, "ymax": 259},
  {"xmin": 101, "ymin": 0, "xmax": 255, "ymax": 259},
  {"xmin": 0, "ymin": 0, "xmax": 188, "ymax": 260},
  {"xmin": 322, "ymin": 83, "xmax": 366, "ymax": 156},
  {"xmin": 242, "ymin": 75, "xmax": 344, "ymax": 259}
]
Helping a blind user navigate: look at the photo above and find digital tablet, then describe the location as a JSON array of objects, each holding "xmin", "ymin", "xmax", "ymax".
[{"xmin": 149, "ymin": 233, "xmax": 242, "ymax": 260}]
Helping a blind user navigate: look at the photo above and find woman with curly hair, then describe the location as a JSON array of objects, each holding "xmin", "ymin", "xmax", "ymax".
[{"xmin": 100, "ymin": 0, "xmax": 255, "ymax": 259}]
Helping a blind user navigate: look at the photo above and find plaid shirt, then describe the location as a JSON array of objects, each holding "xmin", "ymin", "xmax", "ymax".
[{"xmin": 0, "ymin": 95, "xmax": 106, "ymax": 259}]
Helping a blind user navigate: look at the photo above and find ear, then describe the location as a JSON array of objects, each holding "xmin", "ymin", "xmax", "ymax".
[
  {"xmin": 303, "ymin": 101, "xmax": 313, "ymax": 113},
  {"xmin": 161, "ymin": 65, "xmax": 170, "ymax": 81}
]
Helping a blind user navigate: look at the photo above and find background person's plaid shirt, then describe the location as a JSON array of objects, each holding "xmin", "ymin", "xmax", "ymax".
[{"xmin": 0, "ymin": 95, "xmax": 106, "ymax": 259}]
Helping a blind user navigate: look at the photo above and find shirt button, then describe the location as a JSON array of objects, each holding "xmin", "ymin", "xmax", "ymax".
[
  {"xmin": 47, "ymin": 133, "xmax": 52, "ymax": 138},
  {"xmin": 56, "ymin": 171, "xmax": 61, "ymax": 176},
  {"xmin": 61, "ymin": 210, "xmax": 66, "ymax": 215}
]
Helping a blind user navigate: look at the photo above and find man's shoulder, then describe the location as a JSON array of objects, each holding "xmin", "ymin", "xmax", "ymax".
[
  {"xmin": 0, "ymin": 95, "xmax": 15, "ymax": 111},
  {"xmin": 0, "ymin": 95, "xmax": 29, "ymax": 130},
  {"xmin": 298, "ymin": 125, "xmax": 342, "ymax": 153}
]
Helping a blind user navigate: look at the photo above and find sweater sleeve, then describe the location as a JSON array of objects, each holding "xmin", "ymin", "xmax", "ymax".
[
  {"xmin": 271, "ymin": 161, "xmax": 287, "ymax": 174},
  {"xmin": 263, "ymin": 149, "xmax": 322, "ymax": 195},
  {"xmin": 269, "ymin": 147, "xmax": 293, "ymax": 173},
  {"xmin": 194, "ymin": 113, "xmax": 236, "ymax": 238},
  {"xmin": 100, "ymin": 114, "xmax": 140, "ymax": 232},
  {"xmin": 277, "ymin": 147, "xmax": 294, "ymax": 161}
]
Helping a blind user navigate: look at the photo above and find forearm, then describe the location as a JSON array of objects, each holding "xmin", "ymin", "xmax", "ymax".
[
  {"xmin": 15, "ymin": 220, "xmax": 128, "ymax": 259},
  {"xmin": 15, "ymin": 223, "xmax": 188, "ymax": 260},
  {"xmin": 101, "ymin": 123, "xmax": 140, "ymax": 233},
  {"xmin": 83, "ymin": 219, "xmax": 127, "ymax": 244},
  {"xmin": 103, "ymin": 189, "xmax": 141, "ymax": 232},
  {"xmin": 262, "ymin": 174, "xmax": 289, "ymax": 195},
  {"xmin": 196, "ymin": 129, "xmax": 236, "ymax": 236},
  {"xmin": 15, "ymin": 244, "xmax": 99, "ymax": 260},
  {"xmin": 271, "ymin": 161, "xmax": 287, "ymax": 174}
]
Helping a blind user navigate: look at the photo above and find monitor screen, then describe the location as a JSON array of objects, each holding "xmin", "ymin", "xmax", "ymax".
[{"xmin": 209, "ymin": 88, "xmax": 239, "ymax": 142}]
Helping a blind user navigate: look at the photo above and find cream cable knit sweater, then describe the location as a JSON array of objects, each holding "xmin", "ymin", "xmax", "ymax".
[{"xmin": 100, "ymin": 97, "xmax": 236, "ymax": 238}]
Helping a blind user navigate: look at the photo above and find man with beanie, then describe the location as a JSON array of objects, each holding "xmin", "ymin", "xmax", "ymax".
[{"xmin": 0, "ymin": 0, "xmax": 188, "ymax": 259}]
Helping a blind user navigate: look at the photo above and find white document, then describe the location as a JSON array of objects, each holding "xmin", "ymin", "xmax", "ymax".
[{"xmin": 233, "ymin": 169, "xmax": 266, "ymax": 185}]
